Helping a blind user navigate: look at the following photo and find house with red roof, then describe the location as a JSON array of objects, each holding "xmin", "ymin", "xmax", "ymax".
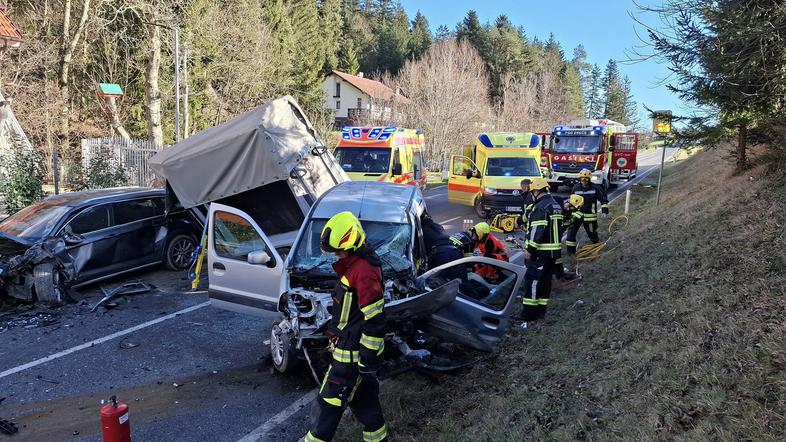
[{"xmin": 322, "ymin": 70, "xmax": 407, "ymax": 127}]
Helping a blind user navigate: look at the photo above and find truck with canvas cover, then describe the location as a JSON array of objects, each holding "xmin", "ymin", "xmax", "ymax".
[
  {"xmin": 148, "ymin": 95, "xmax": 349, "ymax": 314},
  {"xmin": 541, "ymin": 119, "xmax": 639, "ymax": 191},
  {"xmin": 448, "ymin": 132, "xmax": 542, "ymax": 218},
  {"xmin": 333, "ymin": 126, "xmax": 427, "ymax": 190}
]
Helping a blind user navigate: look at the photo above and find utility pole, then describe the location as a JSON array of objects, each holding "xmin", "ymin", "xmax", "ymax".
[
  {"xmin": 655, "ymin": 138, "xmax": 667, "ymax": 206},
  {"xmin": 174, "ymin": 27, "xmax": 180, "ymax": 143},
  {"xmin": 183, "ymin": 41, "xmax": 189, "ymax": 139}
]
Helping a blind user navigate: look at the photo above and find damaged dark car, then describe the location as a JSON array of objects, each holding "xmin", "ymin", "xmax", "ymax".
[{"xmin": 0, "ymin": 187, "xmax": 202, "ymax": 305}]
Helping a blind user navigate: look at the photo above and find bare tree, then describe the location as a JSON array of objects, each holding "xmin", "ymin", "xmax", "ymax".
[
  {"xmin": 387, "ymin": 39, "xmax": 492, "ymax": 170},
  {"xmin": 497, "ymin": 68, "xmax": 575, "ymax": 132},
  {"xmin": 144, "ymin": 23, "xmax": 163, "ymax": 145},
  {"xmin": 58, "ymin": 0, "xmax": 93, "ymax": 161}
]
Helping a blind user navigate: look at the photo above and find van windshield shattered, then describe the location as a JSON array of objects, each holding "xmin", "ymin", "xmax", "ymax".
[{"xmin": 290, "ymin": 219, "xmax": 411, "ymax": 275}]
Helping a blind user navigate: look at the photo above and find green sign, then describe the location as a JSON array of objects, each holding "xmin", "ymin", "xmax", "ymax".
[{"xmin": 99, "ymin": 83, "xmax": 123, "ymax": 96}]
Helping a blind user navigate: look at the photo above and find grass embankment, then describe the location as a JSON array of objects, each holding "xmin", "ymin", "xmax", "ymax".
[{"xmin": 339, "ymin": 148, "xmax": 786, "ymax": 440}]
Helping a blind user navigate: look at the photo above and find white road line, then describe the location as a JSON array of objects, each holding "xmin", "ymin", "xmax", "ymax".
[
  {"xmin": 0, "ymin": 301, "xmax": 211, "ymax": 379},
  {"xmin": 237, "ymin": 390, "xmax": 317, "ymax": 442},
  {"xmin": 438, "ymin": 215, "xmax": 463, "ymax": 224}
]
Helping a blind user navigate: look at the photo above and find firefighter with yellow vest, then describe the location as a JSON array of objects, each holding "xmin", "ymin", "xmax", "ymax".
[
  {"xmin": 304, "ymin": 211, "xmax": 388, "ymax": 442},
  {"xmin": 519, "ymin": 177, "xmax": 564, "ymax": 327},
  {"xmin": 566, "ymin": 168, "xmax": 609, "ymax": 254}
]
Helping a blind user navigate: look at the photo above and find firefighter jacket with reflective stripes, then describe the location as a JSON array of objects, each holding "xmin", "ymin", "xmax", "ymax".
[
  {"xmin": 526, "ymin": 194, "xmax": 564, "ymax": 259},
  {"xmin": 449, "ymin": 231, "xmax": 475, "ymax": 255},
  {"xmin": 553, "ymin": 196, "xmax": 581, "ymax": 230},
  {"xmin": 571, "ymin": 182, "xmax": 609, "ymax": 221},
  {"xmin": 518, "ymin": 193, "xmax": 535, "ymax": 231},
  {"xmin": 329, "ymin": 253, "xmax": 386, "ymax": 370}
]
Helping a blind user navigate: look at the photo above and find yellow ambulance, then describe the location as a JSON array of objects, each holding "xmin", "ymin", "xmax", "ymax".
[
  {"xmin": 448, "ymin": 132, "xmax": 542, "ymax": 217},
  {"xmin": 333, "ymin": 126, "xmax": 427, "ymax": 190}
]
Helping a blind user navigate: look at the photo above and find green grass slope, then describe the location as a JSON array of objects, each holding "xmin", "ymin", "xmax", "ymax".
[{"xmin": 338, "ymin": 149, "xmax": 786, "ymax": 441}]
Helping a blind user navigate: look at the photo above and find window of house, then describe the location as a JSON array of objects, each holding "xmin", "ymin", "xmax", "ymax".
[
  {"xmin": 335, "ymin": 100, "xmax": 341, "ymax": 110},
  {"xmin": 335, "ymin": 82, "xmax": 341, "ymax": 97},
  {"xmin": 357, "ymin": 98, "xmax": 362, "ymax": 109}
]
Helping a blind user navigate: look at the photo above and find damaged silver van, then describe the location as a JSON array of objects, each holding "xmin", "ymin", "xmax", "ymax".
[{"xmin": 150, "ymin": 96, "xmax": 526, "ymax": 377}]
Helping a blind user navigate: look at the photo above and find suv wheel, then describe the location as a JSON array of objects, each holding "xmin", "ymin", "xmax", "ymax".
[{"xmin": 165, "ymin": 234, "xmax": 196, "ymax": 271}]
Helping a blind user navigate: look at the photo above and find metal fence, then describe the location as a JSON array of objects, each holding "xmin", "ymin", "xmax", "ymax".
[{"xmin": 81, "ymin": 137, "xmax": 164, "ymax": 187}]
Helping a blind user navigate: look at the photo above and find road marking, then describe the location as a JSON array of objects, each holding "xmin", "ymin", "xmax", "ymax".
[
  {"xmin": 237, "ymin": 390, "xmax": 318, "ymax": 442},
  {"xmin": 0, "ymin": 301, "xmax": 211, "ymax": 379},
  {"xmin": 438, "ymin": 215, "xmax": 463, "ymax": 225}
]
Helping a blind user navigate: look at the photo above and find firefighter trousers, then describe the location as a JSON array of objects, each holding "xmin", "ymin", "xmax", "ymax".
[
  {"xmin": 565, "ymin": 218, "xmax": 599, "ymax": 254},
  {"xmin": 305, "ymin": 361, "xmax": 387, "ymax": 442},
  {"xmin": 521, "ymin": 256, "xmax": 555, "ymax": 321}
]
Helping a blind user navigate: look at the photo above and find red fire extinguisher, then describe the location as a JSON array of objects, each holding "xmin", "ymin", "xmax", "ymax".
[{"xmin": 100, "ymin": 395, "xmax": 131, "ymax": 442}]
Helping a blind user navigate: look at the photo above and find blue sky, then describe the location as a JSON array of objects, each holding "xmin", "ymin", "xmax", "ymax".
[{"xmin": 399, "ymin": 0, "xmax": 688, "ymax": 129}]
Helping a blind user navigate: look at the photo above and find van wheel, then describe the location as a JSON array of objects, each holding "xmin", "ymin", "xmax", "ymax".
[
  {"xmin": 474, "ymin": 197, "xmax": 487, "ymax": 218},
  {"xmin": 165, "ymin": 234, "xmax": 196, "ymax": 271},
  {"xmin": 271, "ymin": 321, "xmax": 299, "ymax": 373}
]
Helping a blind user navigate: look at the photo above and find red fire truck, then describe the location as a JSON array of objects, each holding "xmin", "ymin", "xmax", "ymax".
[{"xmin": 539, "ymin": 119, "xmax": 639, "ymax": 191}]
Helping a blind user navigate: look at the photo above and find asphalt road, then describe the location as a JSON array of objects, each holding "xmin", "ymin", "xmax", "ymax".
[{"xmin": 0, "ymin": 147, "xmax": 678, "ymax": 442}]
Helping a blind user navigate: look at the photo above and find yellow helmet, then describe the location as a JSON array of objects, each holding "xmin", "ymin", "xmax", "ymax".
[
  {"xmin": 529, "ymin": 177, "xmax": 549, "ymax": 191},
  {"xmin": 579, "ymin": 168, "xmax": 592, "ymax": 179},
  {"xmin": 472, "ymin": 222, "xmax": 491, "ymax": 240},
  {"xmin": 320, "ymin": 211, "xmax": 366, "ymax": 253},
  {"xmin": 568, "ymin": 194, "xmax": 585, "ymax": 209}
]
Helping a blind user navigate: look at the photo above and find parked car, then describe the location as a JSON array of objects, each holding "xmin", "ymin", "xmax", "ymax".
[
  {"xmin": 0, "ymin": 187, "xmax": 202, "ymax": 304},
  {"xmin": 207, "ymin": 181, "xmax": 526, "ymax": 375}
]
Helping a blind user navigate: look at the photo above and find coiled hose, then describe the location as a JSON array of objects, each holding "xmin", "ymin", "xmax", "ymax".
[{"xmin": 575, "ymin": 215, "xmax": 629, "ymax": 261}]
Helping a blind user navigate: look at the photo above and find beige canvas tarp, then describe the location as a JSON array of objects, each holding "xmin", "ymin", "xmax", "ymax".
[{"xmin": 149, "ymin": 95, "xmax": 346, "ymax": 208}]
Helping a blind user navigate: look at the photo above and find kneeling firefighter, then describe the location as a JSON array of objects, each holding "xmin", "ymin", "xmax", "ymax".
[{"xmin": 304, "ymin": 211, "xmax": 388, "ymax": 442}]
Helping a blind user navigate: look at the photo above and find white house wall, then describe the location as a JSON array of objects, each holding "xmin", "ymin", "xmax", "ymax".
[{"xmin": 322, "ymin": 75, "xmax": 368, "ymax": 119}]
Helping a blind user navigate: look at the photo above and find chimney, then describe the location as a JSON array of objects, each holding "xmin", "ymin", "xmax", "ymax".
[{"xmin": 357, "ymin": 72, "xmax": 364, "ymax": 78}]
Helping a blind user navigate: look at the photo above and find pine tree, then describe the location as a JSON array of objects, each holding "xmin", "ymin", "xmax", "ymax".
[
  {"xmin": 456, "ymin": 10, "xmax": 488, "ymax": 56},
  {"xmin": 287, "ymin": 0, "xmax": 326, "ymax": 112},
  {"xmin": 435, "ymin": 24, "xmax": 452, "ymax": 42},
  {"xmin": 602, "ymin": 59, "xmax": 625, "ymax": 121},
  {"xmin": 585, "ymin": 64, "xmax": 603, "ymax": 118},
  {"xmin": 318, "ymin": 0, "xmax": 343, "ymax": 72},
  {"xmin": 338, "ymin": 35, "xmax": 360, "ymax": 74},
  {"xmin": 621, "ymin": 76, "xmax": 639, "ymax": 127},
  {"xmin": 407, "ymin": 11, "xmax": 432, "ymax": 59},
  {"xmin": 485, "ymin": 15, "xmax": 530, "ymax": 98}
]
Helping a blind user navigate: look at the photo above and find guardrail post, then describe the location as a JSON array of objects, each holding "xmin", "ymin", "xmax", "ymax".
[{"xmin": 624, "ymin": 189, "xmax": 631, "ymax": 215}]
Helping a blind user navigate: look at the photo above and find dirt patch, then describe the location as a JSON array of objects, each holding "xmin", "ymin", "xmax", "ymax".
[{"xmin": 335, "ymin": 148, "xmax": 786, "ymax": 440}]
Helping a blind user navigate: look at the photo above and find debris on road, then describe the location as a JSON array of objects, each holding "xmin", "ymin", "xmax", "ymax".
[
  {"xmin": 0, "ymin": 418, "xmax": 18, "ymax": 435},
  {"xmin": 90, "ymin": 280, "xmax": 153, "ymax": 312}
]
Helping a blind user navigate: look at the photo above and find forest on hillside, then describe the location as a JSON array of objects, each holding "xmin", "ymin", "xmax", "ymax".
[{"xmin": 0, "ymin": 0, "xmax": 639, "ymax": 178}]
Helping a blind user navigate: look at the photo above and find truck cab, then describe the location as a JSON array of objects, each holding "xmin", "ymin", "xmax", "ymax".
[
  {"xmin": 333, "ymin": 126, "xmax": 427, "ymax": 191},
  {"xmin": 448, "ymin": 132, "xmax": 542, "ymax": 218},
  {"xmin": 541, "ymin": 119, "xmax": 639, "ymax": 191}
]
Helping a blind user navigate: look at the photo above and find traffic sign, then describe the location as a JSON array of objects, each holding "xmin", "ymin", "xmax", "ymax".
[{"xmin": 653, "ymin": 110, "xmax": 672, "ymax": 134}]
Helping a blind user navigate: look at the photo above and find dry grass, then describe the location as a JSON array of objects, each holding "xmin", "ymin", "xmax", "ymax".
[{"xmin": 335, "ymin": 147, "xmax": 786, "ymax": 441}]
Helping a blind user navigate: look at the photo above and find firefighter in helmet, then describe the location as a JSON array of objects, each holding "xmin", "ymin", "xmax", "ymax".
[
  {"xmin": 520, "ymin": 177, "xmax": 563, "ymax": 327},
  {"xmin": 304, "ymin": 211, "xmax": 388, "ymax": 442},
  {"xmin": 565, "ymin": 168, "xmax": 609, "ymax": 255},
  {"xmin": 553, "ymin": 194, "xmax": 584, "ymax": 281},
  {"xmin": 449, "ymin": 222, "xmax": 509, "ymax": 283}
]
